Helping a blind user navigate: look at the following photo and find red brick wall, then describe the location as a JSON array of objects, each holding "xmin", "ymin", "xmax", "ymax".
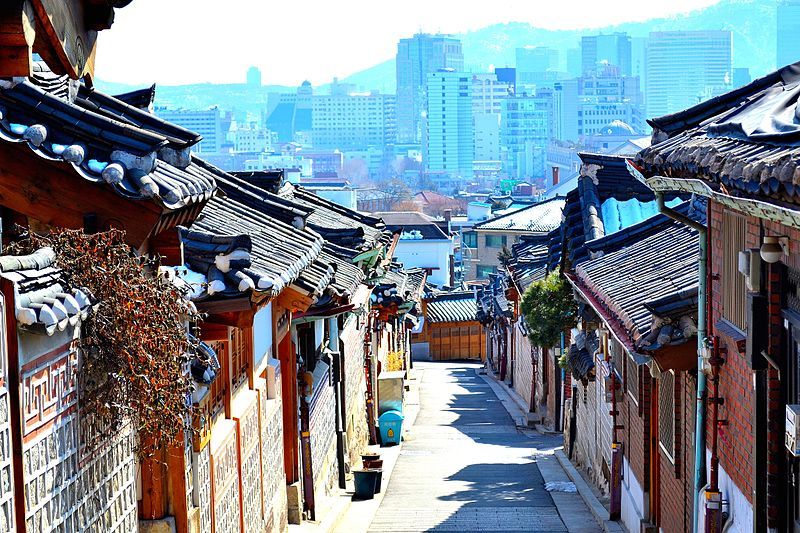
[
  {"xmin": 620, "ymin": 361, "xmax": 649, "ymax": 495},
  {"xmin": 659, "ymin": 372, "xmax": 696, "ymax": 533},
  {"xmin": 708, "ymin": 200, "xmax": 756, "ymax": 506}
]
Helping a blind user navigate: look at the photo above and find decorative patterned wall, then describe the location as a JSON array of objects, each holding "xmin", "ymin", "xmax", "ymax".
[
  {"xmin": 308, "ymin": 373, "xmax": 336, "ymax": 493},
  {"xmin": 193, "ymin": 446, "xmax": 212, "ymax": 533},
  {"xmin": 210, "ymin": 420, "xmax": 241, "ymax": 533},
  {"xmin": 341, "ymin": 318, "xmax": 368, "ymax": 463},
  {"xmin": 233, "ymin": 390, "xmax": 263, "ymax": 533},
  {"xmin": 0, "ymin": 385, "xmax": 13, "ymax": 533},
  {"xmin": 260, "ymin": 377, "xmax": 286, "ymax": 533},
  {"xmin": 19, "ymin": 343, "xmax": 137, "ymax": 532}
]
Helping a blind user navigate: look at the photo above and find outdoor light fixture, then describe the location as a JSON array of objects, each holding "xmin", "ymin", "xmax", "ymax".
[{"xmin": 760, "ymin": 236, "xmax": 789, "ymax": 264}]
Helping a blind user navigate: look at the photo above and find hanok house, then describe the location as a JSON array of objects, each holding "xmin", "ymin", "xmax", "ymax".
[
  {"xmin": 468, "ymin": 196, "xmax": 565, "ymax": 279},
  {"xmin": 556, "ymin": 152, "xmax": 700, "ymax": 532},
  {"xmin": 633, "ymin": 60, "xmax": 800, "ymax": 531},
  {"xmin": 0, "ymin": 61, "xmax": 220, "ymax": 532},
  {"xmin": 477, "ymin": 273, "xmax": 514, "ymax": 379},
  {"xmin": 414, "ymin": 290, "xmax": 485, "ymax": 361},
  {"xmin": 504, "ymin": 234, "xmax": 554, "ymax": 427}
]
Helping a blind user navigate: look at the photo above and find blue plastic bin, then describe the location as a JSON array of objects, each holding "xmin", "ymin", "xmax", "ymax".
[{"xmin": 378, "ymin": 410, "xmax": 404, "ymax": 446}]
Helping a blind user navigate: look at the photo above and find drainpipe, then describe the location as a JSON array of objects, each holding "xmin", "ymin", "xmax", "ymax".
[
  {"xmin": 328, "ymin": 316, "xmax": 346, "ymax": 489},
  {"xmin": 655, "ymin": 192, "xmax": 707, "ymax": 533}
]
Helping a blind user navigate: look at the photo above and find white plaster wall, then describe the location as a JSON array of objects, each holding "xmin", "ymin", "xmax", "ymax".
[
  {"xmin": 621, "ymin": 456, "xmax": 645, "ymax": 533},
  {"xmin": 695, "ymin": 449, "xmax": 753, "ymax": 533},
  {"xmin": 393, "ymin": 240, "xmax": 453, "ymax": 287}
]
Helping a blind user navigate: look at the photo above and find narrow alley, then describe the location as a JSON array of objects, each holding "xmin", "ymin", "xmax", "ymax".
[{"xmin": 366, "ymin": 362, "xmax": 602, "ymax": 532}]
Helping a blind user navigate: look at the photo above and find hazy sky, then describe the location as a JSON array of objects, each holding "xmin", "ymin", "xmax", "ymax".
[{"xmin": 95, "ymin": 0, "xmax": 721, "ymax": 87}]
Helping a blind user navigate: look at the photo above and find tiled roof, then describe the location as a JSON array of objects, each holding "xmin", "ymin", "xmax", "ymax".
[
  {"xmin": 573, "ymin": 213, "xmax": 700, "ymax": 347},
  {"xmin": 279, "ymin": 184, "xmax": 391, "ymax": 251},
  {"xmin": 636, "ymin": 62, "xmax": 800, "ymax": 205},
  {"xmin": 508, "ymin": 235, "xmax": 550, "ymax": 291},
  {"xmin": 425, "ymin": 291, "xmax": 479, "ymax": 324},
  {"xmin": 0, "ymin": 248, "xmax": 91, "ymax": 336},
  {"xmin": 473, "ymin": 196, "xmax": 565, "ymax": 233},
  {"xmin": 185, "ymin": 190, "xmax": 323, "ymax": 300},
  {"xmin": 0, "ymin": 66, "xmax": 217, "ymax": 210}
]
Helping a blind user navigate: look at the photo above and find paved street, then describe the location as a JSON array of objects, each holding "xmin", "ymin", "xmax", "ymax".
[{"xmin": 367, "ymin": 361, "xmax": 602, "ymax": 532}]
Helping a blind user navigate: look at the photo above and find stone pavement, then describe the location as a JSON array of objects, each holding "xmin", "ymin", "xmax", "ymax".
[{"xmin": 364, "ymin": 361, "xmax": 602, "ymax": 532}]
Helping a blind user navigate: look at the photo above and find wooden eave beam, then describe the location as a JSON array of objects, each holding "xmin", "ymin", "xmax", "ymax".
[{"xmin": 0, "ymin": 1, "xmax": 36, "ymax": 77}]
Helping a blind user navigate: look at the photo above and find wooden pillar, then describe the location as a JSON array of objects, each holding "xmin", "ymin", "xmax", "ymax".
[{"xmin": 278, "ymin": 334, "xmax": 299, "ymax": 483}]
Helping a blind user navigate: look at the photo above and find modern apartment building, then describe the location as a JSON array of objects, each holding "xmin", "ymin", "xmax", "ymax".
[
  {"xmin": 516, "ymin": 47, "xmax": 561, "ymax": 90},
  {"xmin": 311, "ymin": 92, "xmax": 396, "ymax": 151},
  {"xmin": 645, "ymin": 31, "xmax": 732, "ymax": 118},
  {"xmin": 778, "ymin": 1, "xmax": 800, "ymax": 68},
  {"xmin": 472, "ymin": 73, "xmax": 510, "ymax": 163},
  {"xmin": 396, "ymin": 34, "xmax": 464, "ymax": 144},
  {"xmin": 581, "ymin": 33, "xmax": 632, "ymax": 75},
  {"xmin": 425, "ymin": 70, "xmax": 474, "ymax": 178},
  {"xmin": 501, "ymin": 89, "xmax": 556, "ymax": 180},
  {"xmin": 154, "ymin": 106, "xmax": 228, "ymax": 154},
  {"xmin": 575, "ymin": 65, "xmax": 644, "ymax": 138}
]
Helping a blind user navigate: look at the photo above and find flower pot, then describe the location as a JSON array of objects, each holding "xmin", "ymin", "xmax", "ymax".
[
  {"xmin": 353, "ymin": 469, "xmax": 380, "ymax": 500},
  {"xmin": 365, "ymin": 468, "xmax": 383, "ymax": 493},
  {"xmin": 363, "ymin": 459, "xmax": 383, "ymax": 469}
]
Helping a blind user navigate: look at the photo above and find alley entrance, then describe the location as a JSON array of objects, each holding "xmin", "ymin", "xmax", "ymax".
[{"xmin": 367, "ymin": 362, "xmax": 601, "ymax": 532}]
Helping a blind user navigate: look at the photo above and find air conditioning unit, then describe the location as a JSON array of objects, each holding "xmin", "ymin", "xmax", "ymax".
[
  {"xmin": 786, "ymin": 404, "xmax": 800, "ymax": 456},
  {"xmin": 738, "ymin": 248, "xmax": 762, "ymax": 292}
]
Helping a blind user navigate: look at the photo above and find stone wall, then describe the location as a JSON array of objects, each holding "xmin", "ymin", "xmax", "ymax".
[
  {"xmin": 0, "ymin": 361, "xmax": 14, "ymax": 532},
  {"xmin": 512, "ymin": 324, "xmax": 532, "ymax": 409},
  {"xmin": 571, "ymin": 356, "xmax": 613, "ymax": 495},
  {"xmin": 341, "ymin": 316, "xmax": 368, "ymax": 465},
  {"xmin": 309, "ymin": 366, "xmax": 337, "ymax": 498},
  {"xmin": 210, "ymin": 418, "xmax": 241, "ymax": 533},
  {"xmin": 260, "ymin": 372, "xmax": 287, "ymax": 533}
]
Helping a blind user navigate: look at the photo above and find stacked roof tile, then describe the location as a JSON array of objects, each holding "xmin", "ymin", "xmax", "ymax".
[
  {"xmin": 473, "ymin": 196, "xmax": 566, "ymax": 233},
  {"xmin": 425, "ymin": 291, "xmax": 479, "ymax": 324},
  {"xmin": 0, "ymin": 64, "xmax": 216, "ymax": 210}
]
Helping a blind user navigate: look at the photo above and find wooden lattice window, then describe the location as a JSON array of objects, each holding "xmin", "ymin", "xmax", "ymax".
[
  {"xmin": 659, "ymin": 370, "xmax": 677, "ymax": 462},
  {"xmin": 722, "ymin": 210, "xmax": 747, "ymax": 330},
  {"xmin": 208, "ymin": 341, "xmax": 228, "ymax": 417},
  {"xmin": 230, "ymin": 328, "xmax": 251, "ymax": 389},
  {"xmin": 626, "ymin": 351, "xmax": 639, "ymax": 406}
]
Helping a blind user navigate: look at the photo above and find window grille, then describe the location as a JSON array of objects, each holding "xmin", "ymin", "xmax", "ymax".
[
  {"xmin": 208, "ymin": 341, "xmax": 228, "ymax": 417},
  {"xmin": 659, "ymin": 370, "xmax": 677, "ymax": 462},
  {"xmin": 722, "ymin": 210, "xmax": 747, "ymax": 330},
  {"xmin": 626, "ymin": 351, "xmax": 639, "ymax": 405},
  {"xmin": 230, "ymin": 328, "xmax": 250, "ymax": 389},
  {"xmin": 788, "ymin": 267, "xmax": 800, "ymax": 314}
]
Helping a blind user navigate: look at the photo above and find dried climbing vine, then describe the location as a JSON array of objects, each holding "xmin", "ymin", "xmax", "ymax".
[{"xmin": 10, "ymin": 228, "xmax": 200, "ymax": 459}]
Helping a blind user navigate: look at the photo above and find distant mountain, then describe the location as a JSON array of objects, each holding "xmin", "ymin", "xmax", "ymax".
[{"xmin": 98, "ymin": 0, "xmax": 779, "ymax": 114}]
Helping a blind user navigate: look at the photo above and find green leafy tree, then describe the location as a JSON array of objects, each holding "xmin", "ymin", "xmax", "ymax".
[{"xmin": 520, "ymin": 271, "xmax": 577, "ymax": 348}]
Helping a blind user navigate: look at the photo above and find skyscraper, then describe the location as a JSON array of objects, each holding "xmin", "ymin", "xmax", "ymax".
[
  {"xmin": 646, "ymin": 31, "xmax": 732, "ymax": 119},
  {"xmin": 472, "ymin": 73, "xmax": 510, "ymax": 162},
  {"xmin": 396, "ymin": 34, "xmax": 464, "ymax": 144},
  {"xmin": 501, "ymin": 89, "xmax": 555, "ymax": 179},
  {"xmin": 425, "ymin": 70, "xmax": 473, "ymax": 178},
  {"xmin": 581, "ymin": 33, "xmax": 632, "ymax": 76},
  {"xmin": 778, "ymin": 1, "xmax": 800, "ymax": 68},
  {"xmin": 246, "ymin": 66, "xmax": 262, "ymax": 87},
  {"xmin": 515, "ymin": 47, "xmax": 560, "ymax": 89}
]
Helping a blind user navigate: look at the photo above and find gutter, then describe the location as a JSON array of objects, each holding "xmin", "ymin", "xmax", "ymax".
[{"xmin": 654, "ymin": 188, "xmax": 709, "ymax": 533}]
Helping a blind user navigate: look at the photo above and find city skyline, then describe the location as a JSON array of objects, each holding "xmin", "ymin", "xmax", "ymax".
[{"xmin": 95, "ymin": 0, "xmax": 721, "ymax": 86}]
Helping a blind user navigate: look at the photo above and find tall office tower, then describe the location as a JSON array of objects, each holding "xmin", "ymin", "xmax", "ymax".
[
  {"xmin": 646, "ymin": 31, "xmax": 732, "ymax": 119},
  {"xmin": 494, "ymin": 67, "xmax": 517, "ymax": 93},
  {"xmin": 472, "ymin": 73, "xmax": 510, "ymax": 162},
  {"xmin": 778, "ymin": 1, "xmax": 800, "ymax": 68},
  {"xmin": 425, "ymin": 70, "xmax": 473, "ymax": 177},
  {"xmin": 501, "ymin": 89, "xmax": 555, "ymax": 179},
  {"xmin": 576, "ymin": 65, "xmax": 644, "ymax": 139},
  {"xmin": 515, "ymin": 47, "xmax": 560, "ymax": 88},
  {"xmin": 581, "ymin": 33, "xmax": 632, "ymax": 75},
  {"xmin": 246, "ymin": 66, "xmax": 262, "ymax": 87},
  {"xmin": 396, "ymin": 34, "xmax": 464, "ymax": 144},
  {"xmin": 566, "ymin": 48, "xmax": 582, "ymax": 77},
  {"xmin": 312, "ymin": 92, "xmax": 396, "ymax": 151}
]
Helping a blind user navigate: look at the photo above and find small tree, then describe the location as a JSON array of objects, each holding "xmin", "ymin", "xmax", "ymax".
[
  {"xmin": 497, "ymin": 245, "xmax": 513, "ymax": 267},
  {"xmin": 520, "ymin": 271, "xmax": 577, "ymax": 348}
]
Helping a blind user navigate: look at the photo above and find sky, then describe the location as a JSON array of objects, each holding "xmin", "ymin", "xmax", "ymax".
[{"xmin": 95, "ymin": 0, "xmax": 722, "ymax": 87}]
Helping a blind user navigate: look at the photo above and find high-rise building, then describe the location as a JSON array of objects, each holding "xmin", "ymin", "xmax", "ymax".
[
  {"xmin": 155, "ymin": 106, "xmax": 227, "ymax": 154},
  {"xmin": 581, "ymin": 33, "xmax": 632, "ymax": 75},
  {"xmin": 646, "ymin": 31, "xmax": 732, "ymax": 119},
  {"xmin": 778, "ymin": 1, "xmax": 800, "ymax": 68},
  {"xmin": 575, "ymin": 65, "xmax": 644, "ymax": 139},
  {"xmin": 472, "ymin": 73, "xmax": 510, "ymax": 163},
  {"xmin": 246, "ymin": 66, "xmax": 262, "ymax": 87},
  {"xmin": 494, "ymin": 67, "xmax": 517, "ymax": 93},
  {"xmin": 266, "ymin": 81, "xmax": 314, "ymax": 143},
  {"xmin": 396, "ymin": 34, "xmax": 464, "ymax": 144},
  {"xmin": 501, "ymin": 89, "xmax": 556, "ymax": 179},
  {"xmin": 311, "ymin": 92, "xmax": 396, "ymax": 151},
  {"xmin": 425, "ymin": 70, "xmax": 473, "ymax": 177},
  {"xmin": 516, "ymin": 47, "xmax": 560, "ymax": 88}
]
